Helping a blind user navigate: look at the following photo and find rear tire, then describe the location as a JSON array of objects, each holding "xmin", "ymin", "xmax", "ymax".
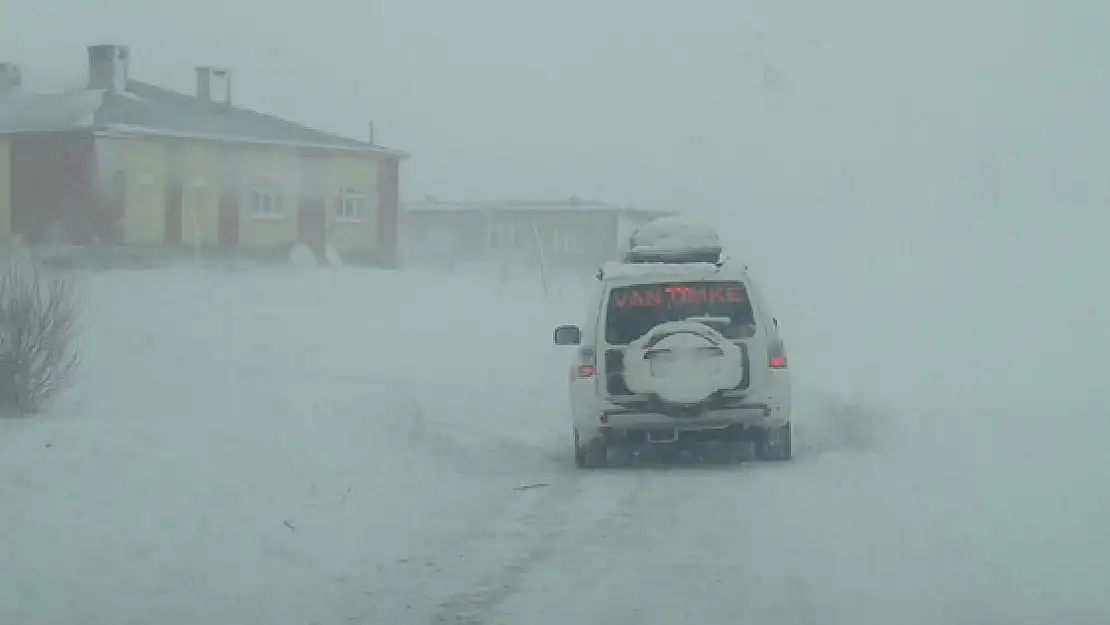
[
  {"xmin": 606, "ymin": 442, "xmax": 635, "ymax": 468},
  {"xmin": 575, "ymin": 429, "xmax": 609, "ymax": 469},
  {"xmin": 701, "ymin": 440, "xmax": 738, "ymax": 465},
  {"xmin": 754, "ymin": 422, "xmax": 792, "ymax": 461},
  {"xmin": 574, "ymin": 430, "xmax": 587, "ymax": 468}
]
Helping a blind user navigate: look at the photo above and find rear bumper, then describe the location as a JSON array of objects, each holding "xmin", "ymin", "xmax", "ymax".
[{"xmin": 600, "ymin": 402, "xmax": 787, "ymax": 433}]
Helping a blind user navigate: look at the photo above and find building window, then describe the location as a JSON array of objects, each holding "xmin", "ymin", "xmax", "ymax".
[
  {"xmin": 249, "ymin": 183, "xmax": 285, "ymax": 219},
  {"xmin": 335, "ymin": 188, "xmax": 373, "ymax": 222}
]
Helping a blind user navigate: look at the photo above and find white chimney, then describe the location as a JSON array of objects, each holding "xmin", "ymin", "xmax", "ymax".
[
  {"xmin": 0, "ymin": 62, "xmax": 21, "ymax": 93},
  {"xmin": 196, "ymin": 66, "xmax": 231, "ymax": 105},
  {"xmin": 87, "ymin": 44, "xmax": 129, "ymax": 91}
]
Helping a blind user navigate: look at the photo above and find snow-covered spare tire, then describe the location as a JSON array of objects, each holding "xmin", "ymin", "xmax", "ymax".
[{"xmin": 622, "ymin": 320, "xmax": 744, "ymax": 405}]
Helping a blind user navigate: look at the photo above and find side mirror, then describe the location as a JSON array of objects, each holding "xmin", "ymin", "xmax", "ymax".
[
  {"xmin": 553, "ymin": 325, "xmax": 582, "ymax": 346},
  {"xmin": 772, "ymin": 317, "xmax": 779, "ymax": 329}
]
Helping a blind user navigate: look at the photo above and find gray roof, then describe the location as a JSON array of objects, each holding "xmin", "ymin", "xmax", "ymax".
[
  {"xmin": 0, "ymin": 80, "xmax": 407, "ymax": 159},
  {"xmin": 0, "ymin": 87, "xmax": 103, "ymax": 133}
]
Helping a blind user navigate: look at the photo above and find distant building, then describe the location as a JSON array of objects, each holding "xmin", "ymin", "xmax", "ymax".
[
  {"xmin": 402, "ymin": 197, "xmax": 674, "ymax": 270},
  {"xmin": 0, "ymin": 45, "xmax": 408, "ymax": 266}
]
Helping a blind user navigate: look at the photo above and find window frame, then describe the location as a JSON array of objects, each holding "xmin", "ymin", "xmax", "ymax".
[
  {"xmin": 248, "ymin": 182, "xmax": 285, "ymax": 220},
  {"xmin": 335, "ymin": 187, "xmax": 374, "ymax": 223}
]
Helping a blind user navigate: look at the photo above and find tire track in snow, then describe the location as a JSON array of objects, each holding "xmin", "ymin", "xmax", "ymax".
[
  {"xmin": 329, "ymin": 384, "xmax": 883, "ymax": 625},
  {"xmin": 424, "ymin": 471, "xmax": 650, "ymax": 625},
  {"xmin": 609, "ymin": 468, "xmax": 824, "ymax": 625},
  {"xmin": 482, "ymin": 463, "xmax": 838, "ymax": 625},
  {"xmin": 330, "ymin": 475, "xmax": 577, "ymax": 624},
  {"xmin": 320, "ymin": 391, "xmax": 575, "ymax": 624}
]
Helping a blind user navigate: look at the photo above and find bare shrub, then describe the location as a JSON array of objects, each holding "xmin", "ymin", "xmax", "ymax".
[{"xmin": 0, "ymin": 249, "xmax": 81, "ymax": 415}]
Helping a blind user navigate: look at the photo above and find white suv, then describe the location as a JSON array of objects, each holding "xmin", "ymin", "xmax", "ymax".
[{"xmin": 553, "ymin": 219, "xmax": 792, "ymax": 468}]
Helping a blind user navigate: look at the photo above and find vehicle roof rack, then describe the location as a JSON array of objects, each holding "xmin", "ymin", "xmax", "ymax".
[{"xmin": 622, "ymin": 246, "xmax": 723, "ymax": 265}]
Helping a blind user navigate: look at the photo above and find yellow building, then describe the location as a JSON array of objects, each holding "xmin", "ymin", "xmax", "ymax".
[{"xmin": 0, "ymin": 45, "xmax": 408, "ymax": 267}]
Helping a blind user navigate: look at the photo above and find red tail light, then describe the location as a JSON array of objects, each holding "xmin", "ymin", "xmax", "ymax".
[
  {"xmin": 570, "ymin": 348, "xmax": 597, "ymax": 381},
  {"xmin": 768, "ymin": 338, "xmax": 788, "ymax": 369}
]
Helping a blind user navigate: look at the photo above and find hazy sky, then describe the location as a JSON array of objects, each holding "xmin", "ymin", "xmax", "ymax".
[{"xmin": 2, "ymin": 0, "xmax": 1108, "ymax": 222}]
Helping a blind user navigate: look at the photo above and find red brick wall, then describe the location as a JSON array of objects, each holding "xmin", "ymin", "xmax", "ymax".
[{"xmin": 9, "ymin": 131, "xmax": 105, "ymax": 244}]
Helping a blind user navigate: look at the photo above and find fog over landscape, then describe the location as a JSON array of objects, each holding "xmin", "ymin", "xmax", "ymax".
[{"xmin": 2, "ymin": 1, "xmax": 1109, "ymax": 623}]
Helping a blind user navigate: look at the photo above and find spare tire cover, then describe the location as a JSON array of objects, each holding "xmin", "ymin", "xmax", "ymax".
[{"xmin": 622, "ymin": 320, "xmax": 744, "ymax": 405}]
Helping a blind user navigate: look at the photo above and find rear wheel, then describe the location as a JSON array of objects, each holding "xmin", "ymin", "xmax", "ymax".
[
  {"xmin": 575, "ymin": 429, "xmax": 609, "ymax": 469},
  {"xmin": 606, "ymin": 441, "xmax": 635, "ymax": 468},
  {"xmin": 754, "ymin": 422, "xmax": 792, "ymax": 461},
  {"xmin": 700, "ymin": 440, "xmax": 738, "ymax": 465}
]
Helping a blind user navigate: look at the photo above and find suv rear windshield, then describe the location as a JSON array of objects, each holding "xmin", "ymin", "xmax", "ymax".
[{"xmin": 604, "ymin": 281, "xmax": 756, "ymax": 345}]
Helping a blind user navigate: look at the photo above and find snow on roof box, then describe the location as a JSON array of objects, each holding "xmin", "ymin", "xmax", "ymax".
[{"xmin": 620, "ymin": 216, "xmax": 723, "ymax": 264}]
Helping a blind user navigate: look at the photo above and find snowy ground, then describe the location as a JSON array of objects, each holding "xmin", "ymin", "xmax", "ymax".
[{"xmin": 2, "ymin": 251, "xmax": 1108, "ymax": 625}]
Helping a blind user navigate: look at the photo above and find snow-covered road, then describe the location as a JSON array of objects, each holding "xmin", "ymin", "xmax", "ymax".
[{"xmin": 2, "ymin": 257, "xmax": 1108, "ymax": 625}]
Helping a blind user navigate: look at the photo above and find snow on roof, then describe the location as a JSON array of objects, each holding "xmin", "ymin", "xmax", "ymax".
[
  {"xmin": 100, "ymin": 81, "xmax": 408, "ymax": 157},
  {"xmin": 404, "ymin": 197, "xmax": 664, "ymax": 213},
  {"xmin": 97, "ymin": 123, "xmax": 400, "ymax": 156},
  {"xmin": 0, "ymin": 78, "xmax": 409, "ymax": 158},
  {"xmin": 0, "ymin": 88, "xmax": 105, "ymax": 134}
]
